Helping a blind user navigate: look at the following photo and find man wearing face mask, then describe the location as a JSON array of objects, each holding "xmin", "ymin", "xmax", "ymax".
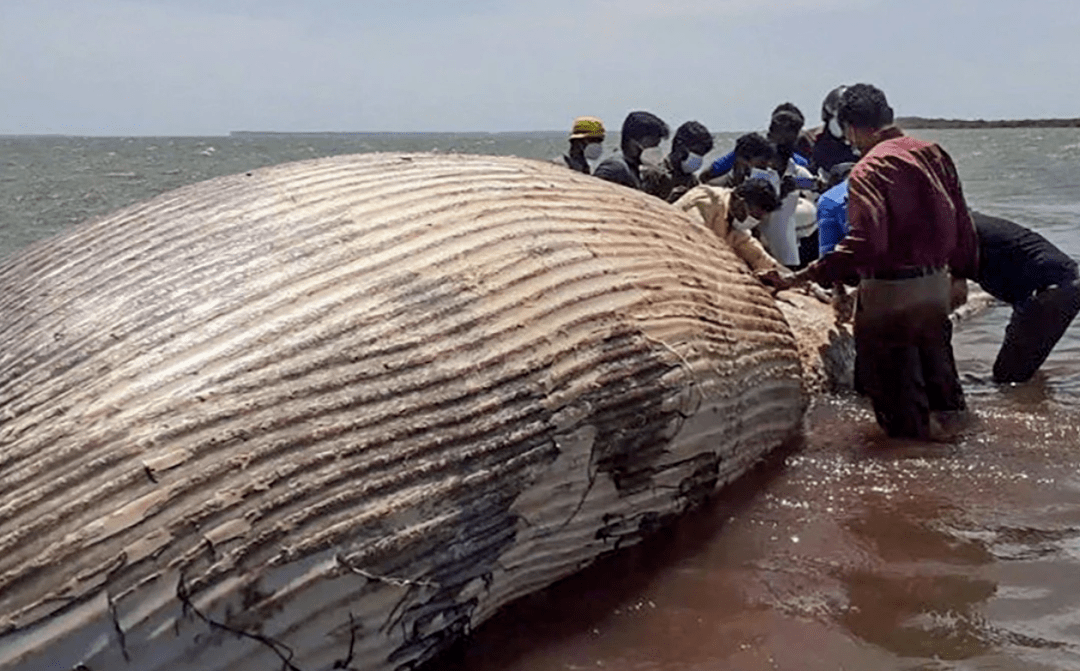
[
  {"xmin": 767, "ymin": 107, "xmax": 806, "ymax": 168},
  {"xmin": 757, "ymin": 115, "xmax": 817, "ymax": 269},
  {"xmin": 703, "ymin": 132, "xmax": 775, "ymax": 188},
  {"xmin": 593, "ymin": 111, "xmax": 670, "ymax": 191},
  {"xmin": 700, "ymin": 105, "xmax": 811, "ymax": 185},
  {"xmin": 642, "ymin": 120, "xmax": 714, "ymax": 203},
  {"xmin": 810, "ymin": 86, "xmax": 860, "ymax": 175},
  {"xmin": 674, "ymin": 176, "xmax": 788, "ymax": 272},
  {"xmin": 762, "ymin": 83, "xmax": 979, "ymax": 441},
  {"xmin": 560, "ymin": 116, "xmax": 606, "ymax": 175}
]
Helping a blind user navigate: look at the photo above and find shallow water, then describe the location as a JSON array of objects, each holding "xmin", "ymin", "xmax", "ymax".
[
  {"xmin": 434, "ymin": 129, "xmax": 1080, "ymax": 671},
  {"xmin": 441, "ymin": 390, "xmax": 1080, "ymax": 670},
  {"xmin": 2, "ymin": 128, "xmax": 1079, "ymax": 670}
]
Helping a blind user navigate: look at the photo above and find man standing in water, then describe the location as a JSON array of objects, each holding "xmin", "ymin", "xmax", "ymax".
[
  {"xmin": 560, "ymin": 116, "xmax": 606, "ymax": 175},
  {"xmin": 763, "ymin": 83, "xmax": 979, "ymax": 440},
  {"xmin": 593, "ymin": 111, "xmax": 669, "ymax": 190}
]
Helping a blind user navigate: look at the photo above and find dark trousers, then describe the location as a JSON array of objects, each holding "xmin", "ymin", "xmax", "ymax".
[
  {"xmin": 855, "ymin": 271, "xmax": 965, "ymax": 439},
  {"xmin": 993, "ymin": 278, "xmax": 1080, "ymax": 383},
  {"xmin": 795, "ymin": 229, "xmax": 820, "ymax": 270},
  {"xmin": 855, "ymin": 318, "xmax": 966, "ymax": 438}
]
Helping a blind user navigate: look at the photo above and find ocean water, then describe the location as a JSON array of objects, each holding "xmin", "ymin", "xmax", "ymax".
[{"xmin": 2, "ymin": 129, "xmax": 1080, "ymax": 670}]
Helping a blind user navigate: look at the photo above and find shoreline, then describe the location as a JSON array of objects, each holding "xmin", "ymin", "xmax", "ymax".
[{"xmin": 896, "ymin": 116, "xmax": 1080, "ymax": 129}]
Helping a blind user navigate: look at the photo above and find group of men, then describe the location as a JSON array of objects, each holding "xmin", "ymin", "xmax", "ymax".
[
  {"xmin": 562, "ymin": 100, "xmax": 848, "ymax": 271},
  {"xmin": 558, "ymin": 84, "xmax": 1080, "ymax": 442}
]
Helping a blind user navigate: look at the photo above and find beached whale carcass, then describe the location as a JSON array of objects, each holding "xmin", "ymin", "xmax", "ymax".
[{"xmin": 0, "ymin": 153, "xmax": 805, "ymax": 671}]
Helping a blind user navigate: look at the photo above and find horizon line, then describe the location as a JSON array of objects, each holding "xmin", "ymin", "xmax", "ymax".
[{"xmin": 5, "ymin": 116, "xmax": 1080, "ymax": 139}]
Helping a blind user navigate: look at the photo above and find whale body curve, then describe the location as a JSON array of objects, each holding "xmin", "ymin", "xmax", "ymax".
[{"xmin": 0, "ymin": 153, "xmax": 804, "ymax": 670}]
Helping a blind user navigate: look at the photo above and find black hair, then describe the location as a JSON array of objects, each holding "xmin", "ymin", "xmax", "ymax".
[
  {"xmin": 771, "ymin": 102, "xmax": 805, "ymax": 126},
  {"xmin": 836, "ymin": 83, "xmax": 894, "ymax": 130},
  {"xmin": 673, "ymin": 121, "xmax": 713, "ymax": 155},
  {"xmin": 621, "ymin": 111, "xmax": 670, "ymax": 145},
  {"xmin": 768, "ymin": 110, "xmax": 804, "ymax": 137},
  {"xmin": 826, "ymin": 161, "xmax": 856, "ymax": 189},
  {"xmin": 733, "ymin": 132, "xmax": 776, "ymax": 162},
  {"xmin": 768, "ymin": 111, "xmax": 803, "ymax": 162},
  {"xmin": 734, "ymin": 178, "xmax": 781, "ymax": 213}
]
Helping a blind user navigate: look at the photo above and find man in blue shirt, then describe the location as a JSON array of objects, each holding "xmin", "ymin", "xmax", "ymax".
[
  {"xmin": 704, "ymin": 147, "xmax": 810, "ymax": 183},
  {"xmin": 700, "ymin": 105, "xmax": 810, "ymax": 184},
  {"xmin": 816, "ymin": 162, "xmax": 855, "ymax": 255}
]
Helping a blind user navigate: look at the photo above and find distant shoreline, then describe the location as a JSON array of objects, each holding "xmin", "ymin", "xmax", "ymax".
[
  {"xmin": 6, "ymin": 119, "xmax": 1080, "ymax": 140},
  {"xmin": 895, "ymin": 116, "xmax": 1080, "ymax": 129}
]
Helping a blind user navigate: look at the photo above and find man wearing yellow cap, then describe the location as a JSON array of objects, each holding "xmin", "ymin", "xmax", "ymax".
[{"xmin": 561, "ymin": 116, "xmax": 605, "ymax": 174}]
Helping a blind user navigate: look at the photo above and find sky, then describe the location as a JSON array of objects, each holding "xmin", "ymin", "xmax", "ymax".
[{"xmin": 2, "ymin": 0, "xmax": 1079, "ymax": 136}]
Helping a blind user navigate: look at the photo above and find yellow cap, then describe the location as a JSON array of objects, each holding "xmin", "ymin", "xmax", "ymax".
[{"xmin": 570, "ymin": 116, "xmax": 605, "ymax": 140}]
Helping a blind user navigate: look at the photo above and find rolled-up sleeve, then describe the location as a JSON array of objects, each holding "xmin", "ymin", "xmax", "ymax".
[{"xmin": 708, "ymin": 151, "xmax": 736, "ymax": 176}]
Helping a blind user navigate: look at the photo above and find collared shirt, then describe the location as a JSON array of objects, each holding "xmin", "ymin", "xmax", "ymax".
[
  {"xmin": 816, "ymin": 179, "xmax": 849, "ymax": 255},
  {"xmin": 593, "ymin": 152, "xmax": 642, "ymax": 190},
  {"xmin": 807, "ymin": 128, "xmax": 978, "ymax": 285},
  {"xmin": 672, "ymin": 185, "xmax": 782, "ymax": 272}
]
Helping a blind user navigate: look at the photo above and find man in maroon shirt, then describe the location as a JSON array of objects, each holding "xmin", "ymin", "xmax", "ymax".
[{"xmin": 761, "ymin": 84, "xmax": 979, "ymax": 440}]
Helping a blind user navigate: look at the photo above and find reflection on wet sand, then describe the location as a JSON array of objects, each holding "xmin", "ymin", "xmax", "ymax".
[
  {"xmin": 841, "ymin": 495, "xmax": 997, "ymax": 661},
  {"xmin": 843, "ymin": 570, "xmax": 997, "ymax": 660},
  {"xmin": 844, "ymin": 497, "xmax": 993, "ymax": 565}
]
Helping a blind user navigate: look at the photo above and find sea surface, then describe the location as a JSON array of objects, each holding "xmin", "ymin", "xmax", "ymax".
[{"xmin": 3, "ymin": 129, "xmax": 1080, "ymax": 670}]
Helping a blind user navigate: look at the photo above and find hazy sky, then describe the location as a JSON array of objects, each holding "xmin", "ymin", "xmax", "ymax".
[{"xmin": 3, "ymin": 0, "xmax": 1078, "ymax": 136}]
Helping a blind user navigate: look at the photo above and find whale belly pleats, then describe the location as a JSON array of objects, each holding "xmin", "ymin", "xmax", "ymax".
[{"xmin": 0, "ymin": 153, "xmax": 803, "ymax": 671}]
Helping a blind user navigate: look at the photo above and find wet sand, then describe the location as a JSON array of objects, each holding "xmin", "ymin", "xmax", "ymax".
[{"xmin": 436, "ymin": 310, "xmax": 1080, "ymax": 671}]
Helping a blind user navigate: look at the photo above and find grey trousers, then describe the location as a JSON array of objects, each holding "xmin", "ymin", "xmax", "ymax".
[
  {"xmin": 855, "ymin": 269, "xmax": 965, "ymax": 439},
  {"xmin": 993, "ymin": 278, "xmax": 1080, "ymax": 383}
]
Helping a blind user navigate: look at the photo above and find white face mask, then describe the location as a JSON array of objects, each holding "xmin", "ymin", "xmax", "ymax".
[
  {"xmin": 639, "ymin": 146, "xmax": 664, "ymax": 165},
  {"xmin": 583, "ymin": 142, "xmax": 603, "ymax": 161},
  {"xmin": 681, "ymin": 153, "xmax": 704, "ymax": 174},
  {"xmin": 828, "ymin": 116, "xmax": 844, "ymax": 139}
]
